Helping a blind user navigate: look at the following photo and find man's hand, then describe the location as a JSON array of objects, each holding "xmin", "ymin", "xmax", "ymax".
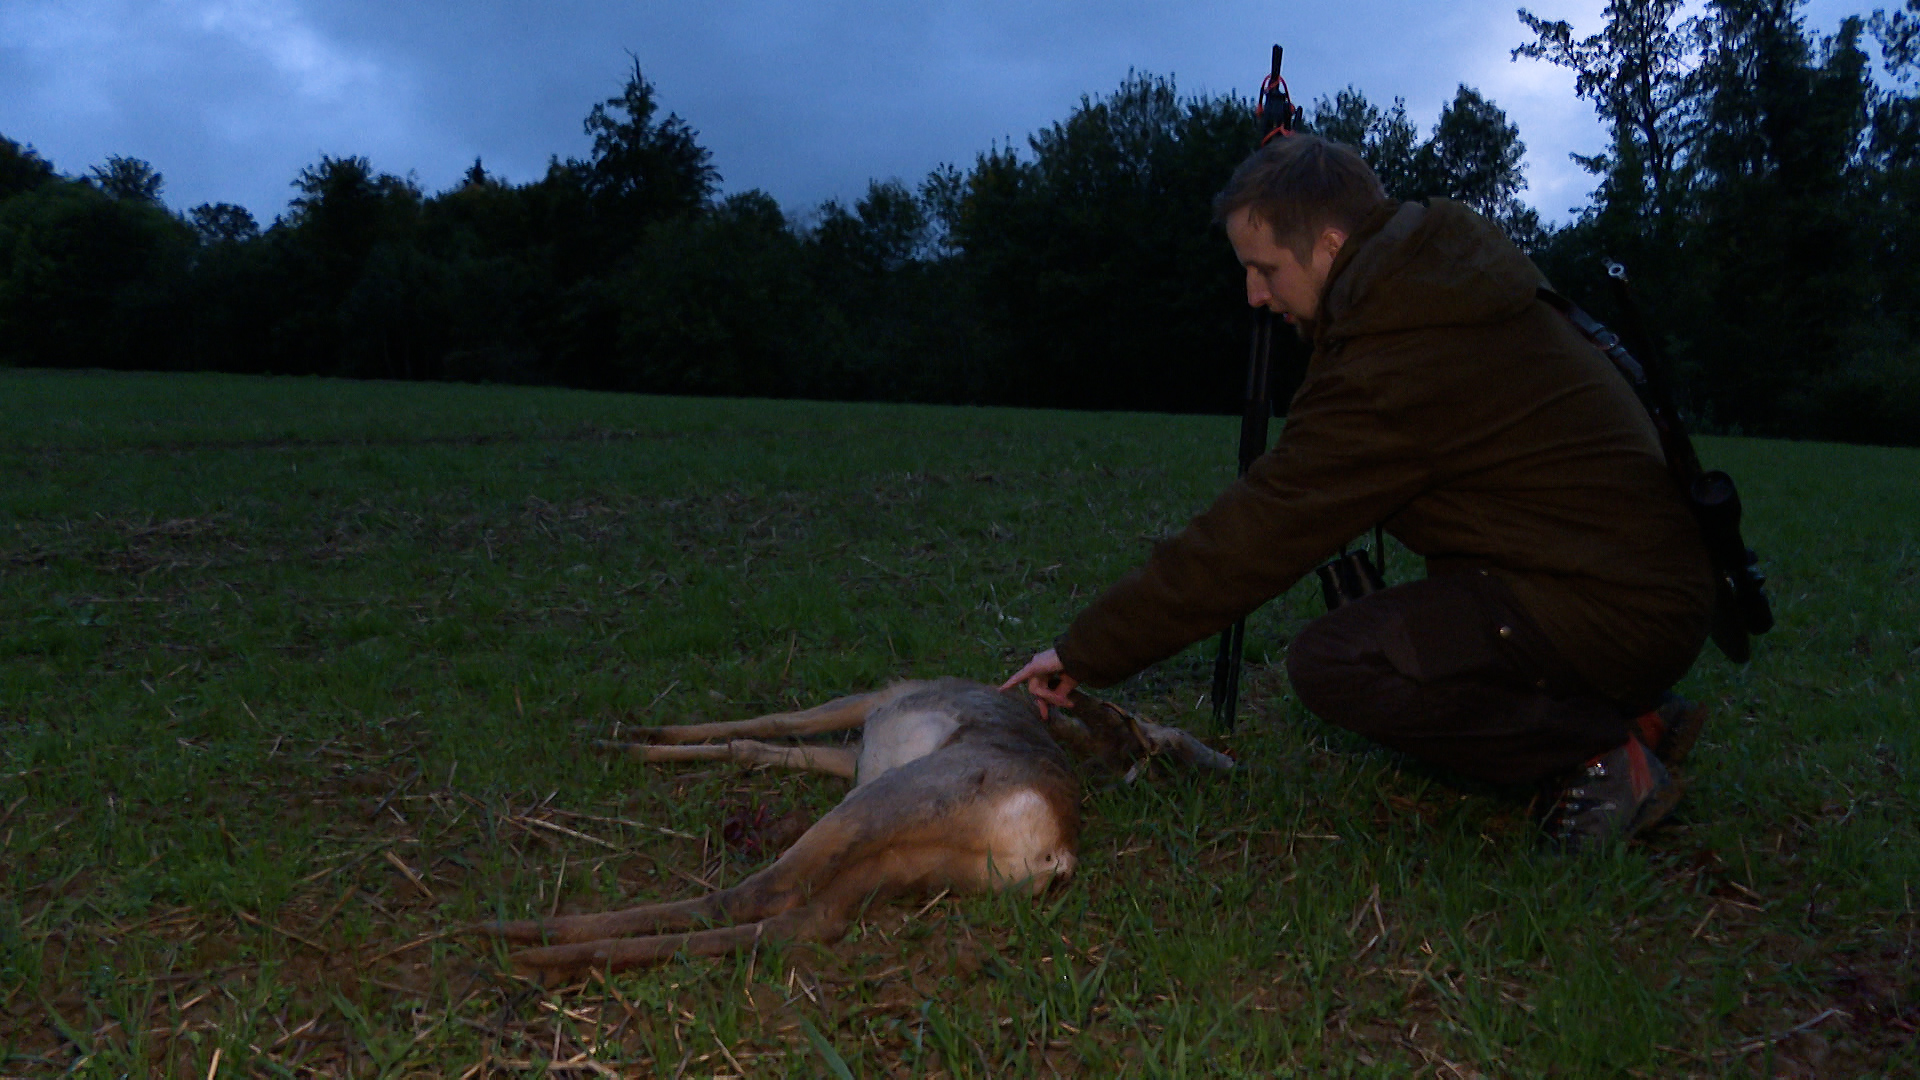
[{"xmin": 1001, "ymin": 649, "xmax": 1078, "ymax": 716}]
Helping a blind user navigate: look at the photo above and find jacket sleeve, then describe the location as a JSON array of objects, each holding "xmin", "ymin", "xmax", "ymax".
[{"xmin": 1054, "ymin": 350, "xmax": 1434, "ymax": 687}]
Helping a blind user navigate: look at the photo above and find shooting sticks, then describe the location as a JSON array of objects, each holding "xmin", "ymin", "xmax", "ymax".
[{"xmin": 1210, "ymin": 45, "xmax": 1301, "ymax": 730}]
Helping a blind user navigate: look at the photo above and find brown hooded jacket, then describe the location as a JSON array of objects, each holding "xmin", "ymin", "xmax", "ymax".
[{"xmin": 1054, "ymin": 200, "xmax": 1714, "ymax": 704}]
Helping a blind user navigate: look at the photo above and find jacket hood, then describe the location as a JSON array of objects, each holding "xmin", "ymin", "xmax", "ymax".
[{"xmin": 1314, "ymin": 199, "xmax": 1541, "ymax": 344}]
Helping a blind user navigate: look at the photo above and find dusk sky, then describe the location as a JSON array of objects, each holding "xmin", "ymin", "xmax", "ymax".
[{"xmin": 0, "ymin": 0, "xmax": 1881, "ymax": 228}]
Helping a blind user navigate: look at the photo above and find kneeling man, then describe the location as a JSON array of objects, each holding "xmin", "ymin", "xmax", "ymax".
[{"xmin": 1007, "ymin": 135, "xmax": 1714, "ymax": 850}]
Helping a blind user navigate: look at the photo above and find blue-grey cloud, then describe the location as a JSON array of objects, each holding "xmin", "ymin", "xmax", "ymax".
[{"xmin": 0, "ymin": 0, "xmax": 1877, "ymax": 227}]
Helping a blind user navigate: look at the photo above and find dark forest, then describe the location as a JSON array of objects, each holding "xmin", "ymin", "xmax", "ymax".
[{"xmin": 3, "ymin": 0, "xmax": 1917, "ymax": 444}]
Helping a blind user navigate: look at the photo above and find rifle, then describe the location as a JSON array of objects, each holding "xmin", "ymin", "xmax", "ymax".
[
  {"xmin": 1540, "ymin": 263, "xmax": 1774, "ymax": 661},
  {"xmin": 1210, "ymin": 46, "xmax": 1304, "ymax": 730}
]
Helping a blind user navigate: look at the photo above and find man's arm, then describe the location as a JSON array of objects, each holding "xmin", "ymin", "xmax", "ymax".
[{"xmin": 1052, "ymin": 356, "xmax": 1431, "ymax": 688}]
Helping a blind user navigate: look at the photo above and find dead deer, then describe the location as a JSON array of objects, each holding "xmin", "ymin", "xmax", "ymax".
[{"xmin": 476, "ymin": 678, "xmax": 1231, "ymax": 984}]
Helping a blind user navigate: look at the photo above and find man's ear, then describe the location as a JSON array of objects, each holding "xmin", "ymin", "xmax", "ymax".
[{"xmin": 1320, "ymin": 227, "xmax": 1348, "ymax": 262}]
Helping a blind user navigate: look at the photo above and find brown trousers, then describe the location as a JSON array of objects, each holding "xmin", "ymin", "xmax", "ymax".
[{"xmin": 1285, "ymin": 573, "xmax": 1654, "ymax": 785}]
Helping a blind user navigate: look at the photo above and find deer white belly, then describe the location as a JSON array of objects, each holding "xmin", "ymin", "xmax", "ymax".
[{"xmin": 853, "ymin": 709, "xmax": 960, "ymax": 786}]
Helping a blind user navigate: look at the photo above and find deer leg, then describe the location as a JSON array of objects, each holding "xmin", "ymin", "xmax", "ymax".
[
  {"xmin": 502, "ymin": 860, "xmax": 902, "ymax": 984},
  {"xmin": 480, "ymin": 892, "xmax": 732, "ymax": 946},
  {"xmin": 480, "ymin": 809, "xmax": 872, "ymax": 946},
  {"xmin": 622, "ymin": 683, "xmax": 928, "ymax": 745},
  {"xmin": 504, "ymin": 896, "xmax": 859, "ymax": 985},
  {"xmin": 593, "ymin": 739, "xmax": 859, "ymax": 779},
  {"xmin": 507, "ymin": 919, "xmax": 786, "ymax": 985}
]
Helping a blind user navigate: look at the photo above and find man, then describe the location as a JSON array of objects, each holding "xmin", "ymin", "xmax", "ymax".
[{"xmin": 1004, "ymin": 135, "xmax": 1715, "ymax": 850}]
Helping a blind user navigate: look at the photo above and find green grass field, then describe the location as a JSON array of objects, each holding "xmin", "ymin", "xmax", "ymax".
[{"xmin": 2, "ymin": 367, "xmax": 1915, "ymax": 1078}]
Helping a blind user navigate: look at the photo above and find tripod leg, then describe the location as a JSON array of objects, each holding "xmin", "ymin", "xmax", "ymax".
[
  {"xmin": 1211, "ymin": 619, "xmax": 1245, "ymax": 730},
  {"xmin": 1213, "ymin": 307, "xmax": 1275, "ymax": 733}
]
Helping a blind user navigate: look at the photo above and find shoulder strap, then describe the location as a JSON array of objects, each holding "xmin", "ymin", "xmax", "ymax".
[{"xmin": 1536, "ymin": 286, "xmax": 1646, "ymax": 387}]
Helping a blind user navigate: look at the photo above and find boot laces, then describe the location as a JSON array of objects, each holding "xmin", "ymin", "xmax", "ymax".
[{"xmin": 1547, "ymin": 760, "xmax": 1619, "ymax": 833}]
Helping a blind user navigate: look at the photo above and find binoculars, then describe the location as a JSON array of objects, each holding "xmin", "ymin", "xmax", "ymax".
[{"xmin": 1315, "ymin": 547, "xmax": 1387, "ymax": 611}]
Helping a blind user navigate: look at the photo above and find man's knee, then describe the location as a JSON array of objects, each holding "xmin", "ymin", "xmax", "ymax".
[
  {"xmin": 1285, "ymin": 612, "xmax": 1337, "ymax": 703},
  {"xmin": 1285, "ymin": 605, "xmax": 1394, "ymax": 730}
]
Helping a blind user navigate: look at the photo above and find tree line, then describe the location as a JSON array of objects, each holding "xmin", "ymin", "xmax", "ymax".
[{"xmin": 2, "ymin": 0, "xmax": 1915, "ymax": 444}]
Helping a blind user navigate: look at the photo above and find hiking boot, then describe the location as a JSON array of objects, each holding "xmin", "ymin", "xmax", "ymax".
[
  {"xmin": 1630, "ymin": 693, "xmax": 1708, "ymax": 766},
  {"xmin": 1541, "ymin": 736, "xmax": 1684, "ymax": 852}
]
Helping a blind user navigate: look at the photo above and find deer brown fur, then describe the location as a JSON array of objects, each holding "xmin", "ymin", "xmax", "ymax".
[{"xmin": 475, "ymin": 678, "xmax": 1230, "ymax": 984}]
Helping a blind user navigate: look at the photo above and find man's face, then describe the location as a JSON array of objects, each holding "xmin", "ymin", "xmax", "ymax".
[{"xmin": 1226, "ymin": 208, "xmax": 1343, "ymax": 324}]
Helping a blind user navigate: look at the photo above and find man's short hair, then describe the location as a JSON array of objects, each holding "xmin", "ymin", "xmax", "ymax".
[{"xmin": 1212, "ymin": 135, "xmax": 1389, "ymax": 259}]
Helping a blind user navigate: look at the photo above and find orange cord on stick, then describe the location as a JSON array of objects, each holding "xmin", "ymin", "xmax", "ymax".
[
  {"xmin": 1257, "ymin": 71, "xmax": 1297, "ymax": 144},
  {"xmin": 1255, "ymin": 45, "xmax": 1302, "ymax": 146}
]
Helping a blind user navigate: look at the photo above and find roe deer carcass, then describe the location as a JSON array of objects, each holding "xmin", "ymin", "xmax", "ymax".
[{"xmin": 476, "ymin": 678, "xmax": 1231, "ymax": 984}]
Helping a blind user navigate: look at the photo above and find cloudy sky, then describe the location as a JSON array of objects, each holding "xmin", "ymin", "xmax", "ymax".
[{"xmin": 0, "ymin": 0, "xmax": 1879, "ymax": 228}]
